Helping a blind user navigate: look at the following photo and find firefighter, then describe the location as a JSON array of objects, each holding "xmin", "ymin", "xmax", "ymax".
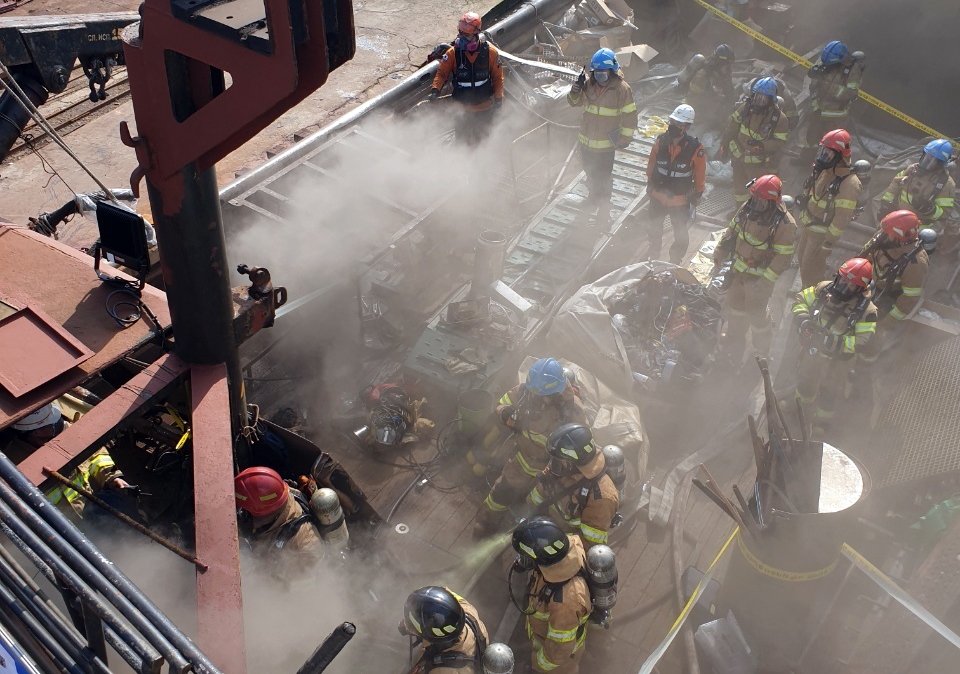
[
  {"xmin": 861, "ymin": 210, "xmax": 929, "ymax": 327},
  {"xmin": 399, "ymin": 586, "xmax": 489, "ymax": 674},
  {"xmin": 804, "ymin": 41, "xmax": 865, "ymax": 156},
  {"xmin": 643, "ymin": 104, "xmax": 707, "ymax": 264},
  {"xmin": 429, "ymin": 12, "xmax": 504, "ymax": 145},
  {"xmin": 714, "ymin": 175, "xmax": 796, "ymax": 363},
  {"xmin": 475, "ymin": 358, "xmax": 587, "ymax": 537},
  {"xmin": 718, "ymin": 77, "xmax": 790, "ymax": 205},
  {"xmin": 680, "ymin": 44, "xmax": 735, "ymax": 131},
  {"xmin": 235, "ymin": 466, "xmax": 324, "ymax": 568},
  {"xmin": 7, "ymin": 402, "xmax": 128, "ymax": 521},
  {"xmin": 527, "ymin": 424, "xmax": 619, "ymax": 551},
  {"xmin": 793, "ymin": 258, "xmax": 879, "ymax": 434},
  {"xmin": 879, "ymin": 139, "xmax": 956, "ymax": 228},
  {"xmin": 796, "ymin": 129, "xmax": 863, "ymax": 288},
  {"xmin": 742, "ymin": 76, "xmax": 799, "ymax": 136},
  {"xmin": 512, "ymin": 517, "xmax": 592, "ymax": 674},
  {"xmin": 568, "ymin": 48, "xmax": 638, "ymax": 221}
]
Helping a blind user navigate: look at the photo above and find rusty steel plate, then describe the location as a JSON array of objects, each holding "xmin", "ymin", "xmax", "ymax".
[{"xmin": 0, "ymin": 305, "xmax": 94, "ymax": 398}]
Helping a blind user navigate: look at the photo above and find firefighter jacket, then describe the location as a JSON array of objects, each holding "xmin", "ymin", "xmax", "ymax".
[
  {"xmin": 864, "ymin": 242, "xmax": 929, "ymax": 321},
  {"xmin": 413, "ymin": 594, "xmax": 488, "ymax": 674},
  {"xmin": 792, "ymin": 282, "xmax": 879, "ymax": 362},
  {"xmin": 498, "ymin": 385, "xmax": 587, "ymax": 478},
  {"xmin": 808, "ymin": 58, "xmax": 863, "ymax": 118},
  {"xmin": 5, "ymin": 433, "xmax": 123, "ymax": 519},
  {"xmin": 646, "ymin": 131, "xmax": 707, "ymax": 206},
  {"xmin": 432, "ymin": 42, "xmax": 504, "ymax": 112},
  {"xmin": 717, "ymin": 203, "xmax": 797, "ymax": 283},
  {"xmin": 720, "ymin": 101, "xmax": 789, "ymax": 166},
  {"xmin": 567, "ymin": 71, "xmax": 638, "ymax": 152},
  {"xmin": 880, "ymin": 164, "xmax": 956, "ymax": 226},
  {"xmin": 246, "ymin": 492, "xmax": 325, "ymax": 568},
  {"xmin": 799, "ymin": 165, "xmax": 861, "ymax": 244},
  {"xmin": 527, "ymin": 452, "xmax": 619, "ymax": 550},
  {"xmin": 526, "ymin": 535, "xmax": 592, "ymax": 673},
  {"xmin": 687, "ymin": 59, "xmax": 733, "ymax": 99}
]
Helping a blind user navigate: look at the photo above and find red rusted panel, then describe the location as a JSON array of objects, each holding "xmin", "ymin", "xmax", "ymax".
[
  {"xmin": 190, "ymin": 362, "xmax": 247, "ymax": 674},
  {"xmin": 17, "ymin": 353, "xmax": 188, "ymax": 487}
]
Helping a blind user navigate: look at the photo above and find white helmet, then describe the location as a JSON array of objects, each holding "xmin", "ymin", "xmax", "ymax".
[{"xmin": 669, "ymin": 104, "xmax": 695, "ymax": 124}]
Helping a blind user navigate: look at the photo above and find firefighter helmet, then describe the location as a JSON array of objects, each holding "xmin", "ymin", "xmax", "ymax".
[
  {"xmin": 669, "ymin": 104, "xmax": 696, "ymax": 125},
  {"xmin": 546, "ymin": 423, "xmax": 597, "ymax": 466},
  {"xmin": 752, "ymin": 77, "xmax": 777, "ymax": 97},
  {"xmin": 820, "ymin": 129, "xmax": 852, "ymax": 158},
  {"xmin": 714, "ymin": 44, "xmax": 734, "ymax": 62},
  {"xmin": 821, "ymin": 40, "xmax": 849, "ymax": 66},
  {"xmin": 403, "ymin": 587, "xmax": 465, "ymax": 649},
  {"xmin": 234, "ymin": 467, "xmax": 288, "ymax": 518},
  {"xmin": 838, "ymin": 258, "xmax": 873, "ymax": 288},
  {"xmin": 920, "ymin": 139, "xmax": 953, "ymax": 171},
  {"xmin": 512, "ymin": 517, "xmax": 569, "ymax": 566},
  {"xmin": 880, "ymin": 210, "xmax": 921, "ymax": 244},
  {"xmin": 458, "ymin": 12, "xmax": 482, "ymax": 35},
  {"xmin": 526, "ymin": 358, "xmax": 567, "ymax": 396},
  {"xmin": 748, "ymin": 174, "xmax": 782, "ymax": 201},
  {"xmin": 590, "ymin": 48, "xmax": 618, "ymax": 71}
]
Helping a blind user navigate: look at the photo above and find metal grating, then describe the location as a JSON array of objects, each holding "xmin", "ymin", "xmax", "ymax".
[{"xmin": 871, "ymin": 336, "xmax": 960, "ymax": 487}]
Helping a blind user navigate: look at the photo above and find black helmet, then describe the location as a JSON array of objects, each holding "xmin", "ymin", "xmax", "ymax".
[
  {"xmin": 546, "ymin": 423, "xmax": 597, "ymax": 466},
  {"xmin": 512, "ymin": 517, "xmax": 569, "ymax": 567},
  {"xmin": 403, "ymin": 586, "xmax": 465, "ymax": 649},
  {"xmin": 714, "ymin": 44, "xmax": 734, "ymax": 62}
]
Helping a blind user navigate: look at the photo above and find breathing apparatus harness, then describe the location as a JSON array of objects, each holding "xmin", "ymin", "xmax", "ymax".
[
  {"xmin": 796, "ymin": 165, "xmax": 857, "ymax": 227},
  {"xmin": 406, "ymin": 613, "xmax": 487, "ymax": 674}
]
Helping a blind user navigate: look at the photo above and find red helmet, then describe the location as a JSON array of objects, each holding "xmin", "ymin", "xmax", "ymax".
[
  {"xmin": 747, "ymin": 174, "xmax": 782, "ymax": 201},
  {"xmin": 838, "ymin": 258, "xmax": 873, "ymax": 288},
  {"xmin": 235, "ymin": 467, "xmax": 288, "ymax": 517},
  {"xmin": 880, "ymin": 209, "xmax": 920, "ymax": 243},
  {"xmin": 820, "ymin": 129, "xmax": 852, "ymax": 158},
  {"xmin": 458, "ymin": 12, "xmax": 482, "ymax": 35}
]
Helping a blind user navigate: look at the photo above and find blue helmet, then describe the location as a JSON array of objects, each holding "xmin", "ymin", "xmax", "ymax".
[
  {"xmin": 526, "ymin": 358, "xmax": 567, "ymax": 396},
  {"xmin": 923, "ymin": 139, "xmax": 953, "ymax": 163},
  {"xmin": 591, "ymin": 48, "xmax": 618, "ymax": 72},
  {"xmin": 752, "ymin": 77, "xmax": 778, "ymax": 97},
  {"xmin": 821, "ymin": 41, "xmax": 849, "ymax": 66}
]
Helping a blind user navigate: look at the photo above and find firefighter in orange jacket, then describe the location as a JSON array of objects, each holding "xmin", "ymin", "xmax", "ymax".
[
  {"xmin": 429, "ymin": 12, "xmax": 504, "ymax": 145},
  {"xmin": 475, "ymin": 358, "xmax": 587, "ymax": 537},
  {"xmin": 513, "ymin": 518, "xmax": 592, "ymax": 674},
  {"xmin": 527, "ymin": 424, "xmax": 619, "ymax": 551},
  {"xmin": 568, "ymin": 48, "xmax": 638, "ymax": 221},
  {"xmin": 714, "ymin": 175, "xmax": 796, "ymax": 363},
  {"xmin": 644, "ymin": 104, "xmax": 706, "ymax": 264}
]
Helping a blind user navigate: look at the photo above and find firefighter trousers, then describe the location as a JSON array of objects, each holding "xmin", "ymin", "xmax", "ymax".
[
  {"xmin": 722, "ymin": 273, "xmax": 774, "ymax": 360},
  {"xmin": 796, "ymin": 350, "xmax": 854, "ymax": 429},
  {"xmin": 580, "ymin": 147, "xmax": 616, "ymax": 213},
  {"xmin": 479, "ymin": 448, "xmax": 544, "ymax": 524},
  {"xmin": 796, "ymin": 228, "xmax": 831, "ymax": 289},
  {"xmin": 804, "ymin": 111, "xmax": 848, "ymax": 151},
  {"xmin": 646, "ymin": 199, "xmax": 692, "ymax": 264},
  {"xmin": 732, "ymin": 159, "xmax": 774, "ymax": 203},
  {"xmin": 455, "ymin": 107, "xmax": 495, "ymax": 147}
]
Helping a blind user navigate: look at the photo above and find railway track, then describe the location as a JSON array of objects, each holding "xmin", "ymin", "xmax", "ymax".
[{"xmin": 6, "ymin": 64, "xmax": 131, "ymax": 160}]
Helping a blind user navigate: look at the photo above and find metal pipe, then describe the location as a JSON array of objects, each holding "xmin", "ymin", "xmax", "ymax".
[
  {"xmin": 0, "ymin": 481, "xmax": 173, "ymax": 674},
  {"xmin": 0, "ymin": 602, "xmax": 62, "ymax": 673},
  {"xmin": 0, "ymin": 551, "xmax": 111, "ymax": 674},
  {"xmin": 0, "ymin": 522, "xmax": 55, "ymax": 584},
  {"xmin": 0, "ymin": 543, "xmax": 108, "ymax": 672},
  {"xmin": 469, "ymin": 231, "xmax": 507, "ymax": 299},
  {"xmin": 294, "ymin": 622, "xmax": 356, "ymax": 674},
  {"xmin": 42, "ymin": 468, "xmax": 208, "ymax": 571},
  {"xmin": 218, "ymin": 0, "xmax": 572, "ymax": 203}
]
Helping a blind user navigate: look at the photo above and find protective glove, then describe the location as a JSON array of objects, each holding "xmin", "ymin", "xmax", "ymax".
[
  {"xmin": 499, "ymin": 405, "xmax": 519, "ymax": 428},
  {"xmin": 877, "ymin": 200, "xmax": 895, "ymax": 220},
  {"xmin": 715, "ymin": 145, "xmax": 728, "ymax": 162},
  {"xmin": 615, "ymin": 132, "xmax": 632, "ymax": 149},
  {"xmin": 687, "ymin": 190, "xmax": 703, "ymax": 207},
  {"xmin": 571, "ymin": 69, "xmax": 586, "ymax": 95},
  {"xmin": 797, "ymin": 318, "xmax": 817, "ymax": 345},
  {"xmin": 427, "ymin": 88, "xmax": 440, "ymax": 101}
]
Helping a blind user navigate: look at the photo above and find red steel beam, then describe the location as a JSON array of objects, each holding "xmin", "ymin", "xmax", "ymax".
[
  {"xmin": 190, "ymin": 363, "xmax": 246, "ymax": 674},
  {"xmin": 18, "ymin": 353, "xmax": 188, "ymax": 487}
]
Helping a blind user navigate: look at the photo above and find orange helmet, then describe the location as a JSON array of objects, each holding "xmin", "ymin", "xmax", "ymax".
[
  {"xmin": 838, "ymin": 258, "xmax": 873, "ymax": 288},
  {"xmin": 458, "ymin": 12, "xmax": 482, "ymax": 35},
  {"xmin": 880, "ymin": 209, "xmax": 920, "ymax": 243},
  {"xmin": 235, "ymin": 467, "xmax": 288, "ymax": 518},
  {"xmin": 820, "ymin": 129, "xmax": 852, "ymax": 158},
  {"xmin": 748, "ymin": 174, "xmax": 782, "ymax": 201}
]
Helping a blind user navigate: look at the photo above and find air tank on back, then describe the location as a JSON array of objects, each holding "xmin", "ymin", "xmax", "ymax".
[{"xmin": 310, "ymin": 488, "xmax": 349, "ymax": 549}]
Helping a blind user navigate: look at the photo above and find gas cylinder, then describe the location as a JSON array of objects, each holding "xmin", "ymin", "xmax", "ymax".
[
  {"xmin": 585, "ymin": 544, "xmax": 618, "ymax": 627},
  {"xmin": 309, "ymin": 488, "xmax": 349, "ymax": 549},
  {"xmin": 676, "ymin": 53, "xmax": 706, "ymax": 90},
  {"xmin": 482, "ymin": 643, "xmax": 514, "ymax": 674},
  {"xmin": 601, "ymin": 445, "xmax": 626, "ymax": 497}
]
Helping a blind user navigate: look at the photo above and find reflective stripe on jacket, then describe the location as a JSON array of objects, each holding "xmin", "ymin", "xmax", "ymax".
[
  {"xmin": 719, "ymin": 204, "xmax": 797, "ymax": 283},
  {"xmin": 568, "ymin": 72, "xmax": 637, "ymax": 151},
  {"xmin": 497, "ymin": 384, "xmax": 587, "ymax": 470},
  {"xmin": 792, "ymin": 282, "xmax": 879, "ymax": 361},
  {"xmin": 799, "ymin": 167, "xmax": 861, "ymax": 242},
  {"xmin": 720, "ymin": 102, "xmax": 789, "ymax": 164},
  {"xmin": 881, "ymin": 165, "xmax": 956, "ymax": 226}
]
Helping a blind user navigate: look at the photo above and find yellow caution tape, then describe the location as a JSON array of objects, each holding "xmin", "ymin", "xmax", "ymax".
[
  {"xmin": 637, "ymin": 527, "xmax": 738, "ymax": 674},
  {"xmin": 687, "ymin": 0, "xmax": 951, "ymax": 139},
  {"xmin": 736, "ymin": 531, "xmax": 837, "ymax": 582}
]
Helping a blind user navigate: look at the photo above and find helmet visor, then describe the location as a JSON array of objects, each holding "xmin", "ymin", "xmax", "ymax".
[
  {"xmin": 919, "ymin": 153, "xmax": 943, "ymax": 172},
  {"xmin": 751, "ymin": 92, "xmax": 773, "ymax": 108},
  {"xmin": 831, "ymin": 276, "xmax": 860, "ymax": 301},
  {"xmin": 815, "ymin": 146, "xmax": 839, "ymax": 168},
  {"xmin": 748, "ymin": 195, "xmax": 774, "ymax": 213}
]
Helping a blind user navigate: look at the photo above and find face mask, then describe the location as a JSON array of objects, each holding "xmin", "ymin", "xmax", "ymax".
[
  {"xmin": 667, "ymin": 124, "xmax": 684, "ymax": 138},
  {"xmin": 546, "ymin": 458, "xmax": 578, "ymax": 478},
  {"xmin": 458, "ymin": 34, "xmax": 479, "ymax": 52},
  {"xmin": 829, "ymin": 276, "xmax": 859, "ymax": 303},
  {"xmin": 918, "ymin": 153, "xmax": 942, "ymax": 172},
  {"xmin": 815, "ymin": 147, "xmax": 839, "ymax": 170},
  {"xmin": 748, "ymin": 196, "xmax": 774, "ymax": 214},
  {"xmin": 751, "ymin": 93, "xmax": 772, "ymax": 109},
  {"xmin": 594, "ymin": 70, "xmax": 610, "ymax": 85}
]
